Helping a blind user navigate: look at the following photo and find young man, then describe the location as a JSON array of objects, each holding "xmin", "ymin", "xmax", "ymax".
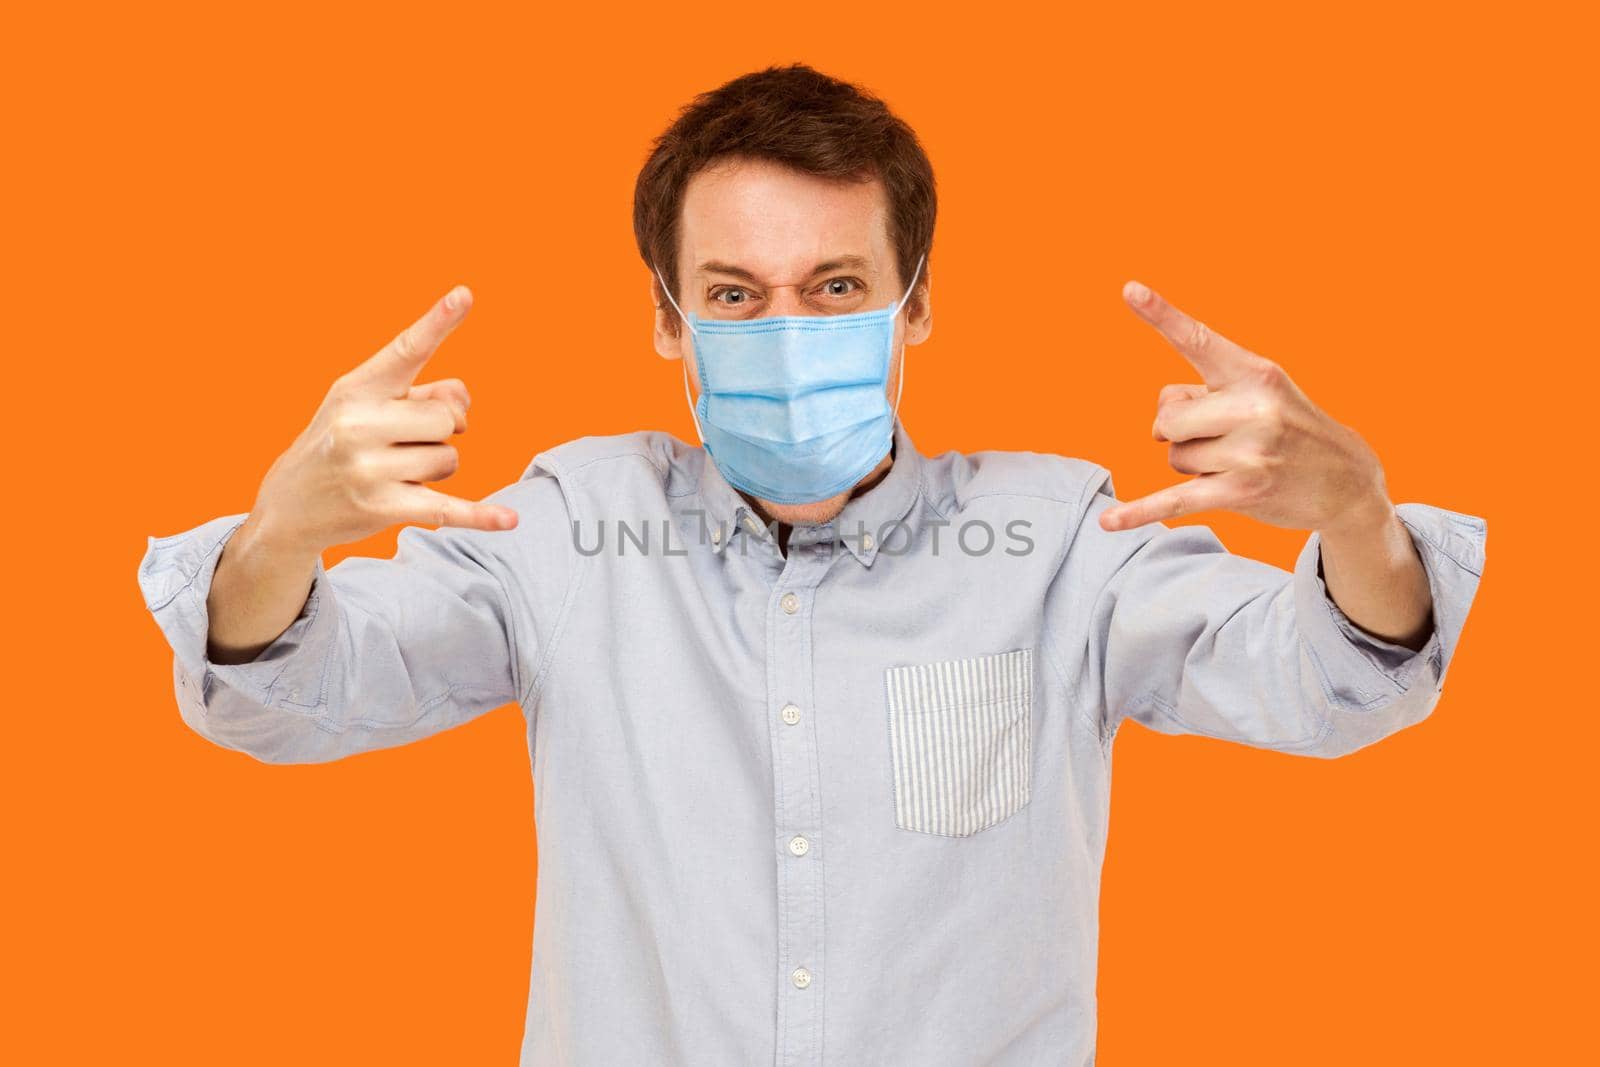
[{"xmin": 138, "ymin": 64, "xmax": 1487, "ymax": 1065}]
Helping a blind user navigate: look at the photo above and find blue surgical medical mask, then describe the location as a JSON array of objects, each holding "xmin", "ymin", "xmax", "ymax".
[{"xmin": 653, "ymin": 254, "xmax": 924, "ymax": 505}]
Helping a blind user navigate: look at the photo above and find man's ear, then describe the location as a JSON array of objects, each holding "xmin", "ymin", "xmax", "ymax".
[
  {"xmin": 652, "ymin": 276, "xmax": 685, "ymax": 361},
  {"xmin": 904, "ymin": 273, "xmax": 932, "ymax": 346}
]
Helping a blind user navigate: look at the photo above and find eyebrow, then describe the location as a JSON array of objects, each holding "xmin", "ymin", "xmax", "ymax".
[{"xmin": 695, "ymin": 255, "xmax": 874, "ymax": 283}]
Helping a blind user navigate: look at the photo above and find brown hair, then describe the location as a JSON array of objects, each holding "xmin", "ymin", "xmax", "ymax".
[{"xmin": 633, "ymin": 63, "xmax": 936, "ymax": 332}]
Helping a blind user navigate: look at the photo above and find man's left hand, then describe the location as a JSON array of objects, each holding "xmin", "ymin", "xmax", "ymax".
[{"xmin": 1099, "ymin": 280, "xmax": 1391, "ymax": 535}]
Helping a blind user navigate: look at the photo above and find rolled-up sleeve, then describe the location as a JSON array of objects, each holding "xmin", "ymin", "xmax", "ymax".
[
  {"xmin": 1295, "ymin": 502, "xmax": 1486, "ymax": 716},
  {"xmin": 137, "ymin": 471, "xmax": 577, "ymax": 765},
  {"xmin": 1064, "ymin": 469, "xmax": 1487, "ymax": 758}
]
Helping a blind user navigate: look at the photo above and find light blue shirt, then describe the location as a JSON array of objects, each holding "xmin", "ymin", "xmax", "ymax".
[{"xmin": 137, "ymin": 420, "xmax": 1487, "ymax": 1065}]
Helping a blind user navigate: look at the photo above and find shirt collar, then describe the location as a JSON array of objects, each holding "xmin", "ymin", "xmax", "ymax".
[{"xmin": 695, "ymin": 419, "xmax": 925, "ymax": 566}]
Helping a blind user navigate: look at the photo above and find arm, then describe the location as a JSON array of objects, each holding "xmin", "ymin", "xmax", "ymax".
[
  {"xmin": 137, "ymin": 471, "xmax": 577, "ymax": 764},
  {"xmin": 203, "ymin": 513, "xmax": 323, "ymax": 666},
  {"xmin": 1060, "ymin": 470, "xmax": 1487, "ymax": 758},
  {"xmin": 1316, "ymin": 495, "xmax": 1435, "ymax": 652}
]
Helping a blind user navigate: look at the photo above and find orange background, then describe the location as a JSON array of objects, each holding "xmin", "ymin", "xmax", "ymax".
[{"xmin": 6, "ymin": 2, "xmax": 1591, "ymax": 1063}]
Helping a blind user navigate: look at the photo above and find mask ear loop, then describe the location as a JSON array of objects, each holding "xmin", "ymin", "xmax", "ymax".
[
  {"xmin": 889, "ymin": 254, "xmax": 925, "ymax": 426},
  {"xmin": 653, "ymin": 263, "xmax": 706, "ymax": 443}
]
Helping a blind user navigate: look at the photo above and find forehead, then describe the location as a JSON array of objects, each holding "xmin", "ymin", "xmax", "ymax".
[{"xmin": 678, "ymin": 157, "xmax": 893, "ymax": 278}]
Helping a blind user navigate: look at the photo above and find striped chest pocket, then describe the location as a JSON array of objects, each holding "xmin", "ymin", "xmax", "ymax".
[{"xmin": 884, "ymin": 648, "xmax": 1034, "ymax": 838}]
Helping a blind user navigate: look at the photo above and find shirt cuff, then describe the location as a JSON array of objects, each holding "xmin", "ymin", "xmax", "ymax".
[
  {"xmin": 138, "ymin": 512, "xmax": 336, "ymax": 711},
  {"xmin": 1293, "ymin": 501, "xmax": 1487, "ymax": 711}
]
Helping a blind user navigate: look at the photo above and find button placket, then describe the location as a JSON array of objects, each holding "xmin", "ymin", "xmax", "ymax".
[{"xmin": 769, "ymin": 548, "xmax": 832, "ymax": 1065}]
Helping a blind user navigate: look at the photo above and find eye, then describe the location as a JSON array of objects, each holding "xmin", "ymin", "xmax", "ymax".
[
  {"xmin": 821, "ymin": 277, "xmax": 860, "ymax": 297},
  {"xmin": 709, "ymin": 286, "xmax": 751, "ymax": 306}
]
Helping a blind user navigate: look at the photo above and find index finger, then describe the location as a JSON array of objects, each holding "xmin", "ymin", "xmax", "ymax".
[
  {"xmin": 345, "ymin": 284, "xmax": 475, "ymax": 394},
  {"xmin": 1123, "ymin": 281, "xmax": 1253, "ymax": 387}
]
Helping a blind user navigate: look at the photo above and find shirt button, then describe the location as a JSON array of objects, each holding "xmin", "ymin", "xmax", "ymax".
[
  {"xmin": 788, "ymin": 835, "xmax": 809, "ymax": 856},
  {"xmin": 780, "ymin": 592, "xmax": 800, "ymax": 615},
  {"xmin": 710, "ymin": 525, "xmax": 723, "ymax": 545},
  {"xmin": 861, "ymin": 532, "xmax": 875, "ymax": 551},
  {"xmin": 744, "ymin": 514, "xmax": 764, "ymax": 536},
  {"xmin": 781, "ymin": 704, "xmax": 801, "ymax": 725},
  {"xmin": 791, "ymin": 967, "xmax": 812, "ymax": 989}
]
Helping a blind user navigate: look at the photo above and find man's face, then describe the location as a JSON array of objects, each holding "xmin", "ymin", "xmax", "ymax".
[{"xmin": 652, "ymin": 156, "xmax": 932, "ymax": 527}]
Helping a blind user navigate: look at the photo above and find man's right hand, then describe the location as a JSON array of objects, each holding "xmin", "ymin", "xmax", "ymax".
[{"xmin": 244, "ymin": 284, "xmax": 518, "ymax": 557}]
